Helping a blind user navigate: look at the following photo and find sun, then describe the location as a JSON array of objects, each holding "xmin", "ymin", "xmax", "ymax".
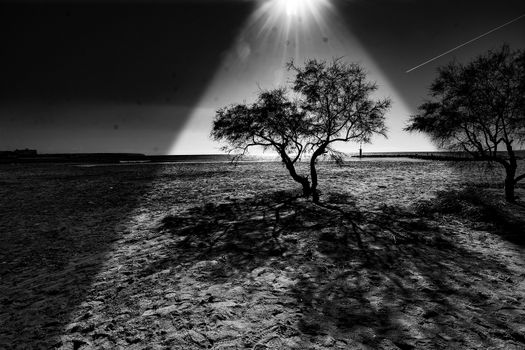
[
  {"xmin": 267, "ymin": 0, "xmax": 331, "ymax": 20},
  {"xmin": 278, "ymin": 0, "xmax": 301, "ymax": 17}
]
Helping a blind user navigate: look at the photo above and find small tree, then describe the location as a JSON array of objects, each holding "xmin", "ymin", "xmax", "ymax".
[
  {"xmin": 405, "ymin": 45, "xmax": 525, "ymax": 202},
  {"xmin": 211, "ymin": 58, "xmax": 391, "ymax": 202}
]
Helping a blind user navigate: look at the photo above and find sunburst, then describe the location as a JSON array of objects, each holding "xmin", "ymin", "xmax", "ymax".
[
  {"xmin": 170, "ymin": 0, "xmax": 426, "ymax": 155},
  {"xmin": 271, "ymin": 0, "xmax": 330, "ymax": 19},
  {"xmin": 253, "ymin": 0, "xmax": 332, "ymax": 38}
]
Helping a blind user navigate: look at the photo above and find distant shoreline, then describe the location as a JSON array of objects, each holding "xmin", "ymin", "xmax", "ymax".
[
  {"xmin": 0, "ymin": 153, "xmax": 235, "ymax": 164},
  {"xmin": 1, "ymin": 151, "xmax": 523, "ymax": 164},
  {"xmin": 354, "ymin": 153, "xmax": 475, "ymax": 161},
  {"xmin": 354, "ymin": 150, "xmax": 525, "ymax": 161}
]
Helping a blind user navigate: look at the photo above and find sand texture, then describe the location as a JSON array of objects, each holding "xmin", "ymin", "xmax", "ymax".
[{"xmin": 1, "ymin": 160, "xmax": 524, "ymax": 349}]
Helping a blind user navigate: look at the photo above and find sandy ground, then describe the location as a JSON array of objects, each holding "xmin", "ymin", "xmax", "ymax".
[{"xmin": 1, "ymin": 160, "xmax": 524, "ymax": 349}]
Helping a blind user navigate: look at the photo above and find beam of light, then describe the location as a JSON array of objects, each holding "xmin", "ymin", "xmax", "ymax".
[
  {"xmin": 247, "ymin": 0, "xmax": 334, "ymax": 78},
  {"xmin": 256, "ymin": 0, "xmax": 332, "ymax": 24},
  {"xmin": 275, "ymin": 0, "xmax": 308, "ymax": 18},
  {"xmin": 169, "ymin": 0, "xmax": 435, "ymax": 154},
  {"xmin": 406, "ymin": 13, "xmax": 525, "ymax": 73}
]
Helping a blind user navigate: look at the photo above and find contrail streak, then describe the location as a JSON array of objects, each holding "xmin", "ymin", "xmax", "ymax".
[{"xmin": 406, "ymin": 13, "xmax": 525, "ymax": 73}]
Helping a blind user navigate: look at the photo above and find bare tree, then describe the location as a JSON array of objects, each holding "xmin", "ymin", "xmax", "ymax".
[
  {"xmin": 405, "ymin": 45, "xmax": 525, "ymax": 202},
  {"xmin": 211, "ymin": 59, "xmax": 391, "ymax": 202}
]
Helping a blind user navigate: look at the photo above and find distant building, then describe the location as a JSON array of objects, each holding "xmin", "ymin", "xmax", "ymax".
[{"xmin": 0, "ymin": 149, "xmax": 38, "ymax": 158}]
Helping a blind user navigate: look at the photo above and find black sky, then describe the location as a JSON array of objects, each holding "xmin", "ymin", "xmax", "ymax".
[
  {"xmin": 1, "ymin": 1, "xmax": 255, "ymax": 104},
  {"xmin": 1, "ymin": 0, "xmax": 524, "ymax": 154},
  {"xmin": 1, "ymin": 1, "xmax": 255, "ymax": 153},
  {"xmin": 337, "ymin": 0, "xmax": 525, "ymax": 109}
]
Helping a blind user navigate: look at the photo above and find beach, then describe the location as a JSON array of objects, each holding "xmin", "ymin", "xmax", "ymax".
[{"xmin": 1, "ymin": 159, "xmax": 524, "ymax": 349}]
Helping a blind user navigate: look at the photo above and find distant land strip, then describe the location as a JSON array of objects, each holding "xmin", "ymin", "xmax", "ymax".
[
  {"xmin": 1, "ymin": 151, "xmax": 524, "ymax": 164},
  {"xmin": 0, "ymin": 152, "xmax": 242, "ymax": 164},
  {"xmin": 355, "ymin": 151, "xmax": 525, "ymax": 161}
]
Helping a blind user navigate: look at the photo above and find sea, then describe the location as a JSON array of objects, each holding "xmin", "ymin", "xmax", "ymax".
[{"xmin": 3, "ymin": 150, "xmax": 525, "ymax": 166}]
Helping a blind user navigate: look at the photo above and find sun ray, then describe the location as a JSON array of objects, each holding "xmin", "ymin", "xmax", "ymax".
[{"xmin": 169, "ymin": 0, "xmax": 434, "ymax": 154}]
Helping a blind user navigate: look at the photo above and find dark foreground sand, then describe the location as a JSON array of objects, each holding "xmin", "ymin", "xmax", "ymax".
[{"xmin": 1, "ymin": 160, "xmax": 524, "ymax": 349}]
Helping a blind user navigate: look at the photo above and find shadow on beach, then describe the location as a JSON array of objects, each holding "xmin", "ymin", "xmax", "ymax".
[
  {"xmin": 0, "ymin": 163, "xmax": 159, "ymax": 348},
  {"xmin": 118, "ymin": 188, "xmax": 525, "ymax": 349},
  {"xmin": 415, "ymin": 185, "xmax": 525, "ymax": 247},
  {"xmin": 1, "ymin": 161, "xmax": 525, "ymax": 349}
]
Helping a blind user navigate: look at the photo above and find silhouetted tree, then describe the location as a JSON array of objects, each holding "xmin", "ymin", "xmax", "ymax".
[
  {"xmin": 405, "ymin": 45, "xmax": 525, "ymax": 202},
  {"xmin": 211, "ymin": 59, "xmax": 391, "ymax": 202}
]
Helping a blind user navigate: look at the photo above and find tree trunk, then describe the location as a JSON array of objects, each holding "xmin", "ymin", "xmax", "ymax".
[
  {"xmin": 504, "ymin": 143, "xmax": 518, "ymax": 203},
  {"xmin": 310, "ymin": 161, "xmax": 319, "ymax": 203},
  {"xmin": 505, "ymin": 176, "xmax": 515, "ymax": 203},
  {"xmin": 300, "ymin": 180, "xmax": 312, "ymax": 197},
  {"xmin": 279, "ymin": 150, "xmax": 311, "ymax": 197},
  {"xmin": 310, "ymin": 144, "xmax": 327, "ymax": 203}
]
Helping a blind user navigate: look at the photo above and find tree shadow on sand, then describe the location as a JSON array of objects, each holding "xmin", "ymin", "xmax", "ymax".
[
  {"xmin": 129, "ymin": 189, "xmax": 525, "ymax": 349},
  {"xmin": 150, "ymin": 191, "xmax": 319, "ymax": 275},
  {"xmin": 415, "ymin": 186, "xmax": 525, "ymax": 247}
]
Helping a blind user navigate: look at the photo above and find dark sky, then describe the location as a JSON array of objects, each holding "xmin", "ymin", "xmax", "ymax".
[{"xmin": 1, "ymin": 0, "xmax": 524, "ymax": 154}]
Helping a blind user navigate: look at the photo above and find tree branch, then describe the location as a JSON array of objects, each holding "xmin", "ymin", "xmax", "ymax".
[{"xmin": 515, "ymin": 173, "xmax": 525, "ymax": 184}]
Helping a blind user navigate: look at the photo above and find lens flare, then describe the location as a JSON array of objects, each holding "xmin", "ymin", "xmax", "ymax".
[
  {"xmin": 247, "ymin": 0, "xmax": 333, "ymax": 70},
  {"xmin": 283, "ymin": 0, "xmax": 300, "ymax": 17},
  {"xmin": 255, "ymin": 0, "xmax": 332, "ymax": 32},
  {"xmin": 276, "ymin": 0, "xmax": 303, "ymax": 18},
  {"xmin": 270, "ymin": 0, "xmax": 330, "ymax": 18}
]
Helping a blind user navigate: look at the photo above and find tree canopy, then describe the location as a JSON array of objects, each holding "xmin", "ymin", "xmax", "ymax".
[
  {"xmin": 211, "ymin": 58, "xmax": 391, "ymax": 202},
  {"xmin": 405, "ymin": 45, "xmax": 525, "ymax": 201}
]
